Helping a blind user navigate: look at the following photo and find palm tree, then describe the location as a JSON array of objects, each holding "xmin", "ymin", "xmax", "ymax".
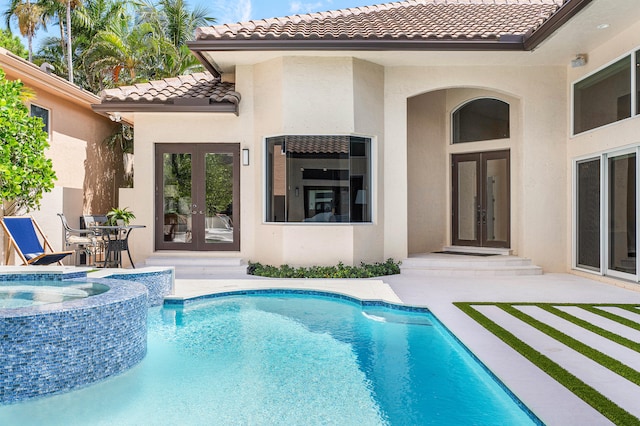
[
  {"xmin": 81, "ymin": 0, "xmax": 215, "ymax": 89},
  {"xmin": 137, "ymin": 0, "xmax": 215, "ymax": 48},
  {"xmin": 5, "ymin": 0, "xmax": 45, "ymax": 61},
  {"xmin": 83, "ymin": 16, "xmax": 158, "ymax": 87},
  {"xmin": 59, "ymin": 0, "xmax": 82, "ymax": 83}
]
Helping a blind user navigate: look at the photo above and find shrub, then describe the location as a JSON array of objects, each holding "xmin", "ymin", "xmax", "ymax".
[{"xmin": 247, "ymin": 258, "xmax": 401, "ymax": 278}]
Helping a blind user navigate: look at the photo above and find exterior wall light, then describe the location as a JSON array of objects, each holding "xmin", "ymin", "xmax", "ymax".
[{"xmin": 242, "ymin": 148, "xmax": 250, "ymax": 166}]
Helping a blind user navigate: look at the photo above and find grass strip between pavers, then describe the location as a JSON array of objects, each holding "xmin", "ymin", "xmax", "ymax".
[
  {"xmin": 578, "ymin": 305, "xmax": 640, "ymax": 331},
  {"xmin": 454, "ymin": 302, "xmax": 640, "ymax": 426},
  {"xmin": 498, "ymin": 304, "xmax": 640, "ymax": 386},
  {"xmin": 539, "ymin": 305, "xmax": 640, "ymax": 354}
]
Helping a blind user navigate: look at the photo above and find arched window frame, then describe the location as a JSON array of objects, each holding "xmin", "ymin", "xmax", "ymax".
[{"xmin": 451, "ymin": 98, "xmax": 510, "ymax": 144}]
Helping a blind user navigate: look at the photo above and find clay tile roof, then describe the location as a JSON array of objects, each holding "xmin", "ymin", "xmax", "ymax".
[
  {"xmin": 283, "ymin": 135, "xmax": 350, "ymax": 154},
  {"xmin": 99, "ymin": 72, "xmax": 240, "ymax": 106},
  {"xmin": 195, "ymin": 0, "xmax": 566, "ymax": 42}
]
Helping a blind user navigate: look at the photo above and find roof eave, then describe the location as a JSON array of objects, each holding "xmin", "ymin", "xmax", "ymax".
[
  {"xmin": 192, "ymin": 50, "xmax": 222, "ymax": 78},
  {"xmin": 523, "ymin": 0, "xmax": 595, "ymax": 51},
  {"xmin": 92, "ymin": 102, "xmax": 239, "ymax": 116},
  {"xmin": 187, "ymin": 37, "xmax": 526, "ymax": 53}
]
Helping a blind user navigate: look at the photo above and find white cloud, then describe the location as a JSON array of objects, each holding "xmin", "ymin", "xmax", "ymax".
[
  {"xmin": 289, "ymin": 1, "xmax": 326, "ymax": 14},
  {"xmin": 213, "ymin": 0, "xmax": 252, "ymax": 24}
]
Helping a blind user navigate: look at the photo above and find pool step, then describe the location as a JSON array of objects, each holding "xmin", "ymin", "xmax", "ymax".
[
  {"xmin": 143, "ymin": 255, "xmax": 249, "ymax": 279},
  {"xmin": 401, "ymin": 253, "xmax": 542, "ymax": 276}
]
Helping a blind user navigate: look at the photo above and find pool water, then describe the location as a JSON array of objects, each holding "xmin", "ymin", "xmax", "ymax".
[
  {"xmin": 0, "ymin": 294, "xmax": 538, "ymax": 425},
  {"xmin": 0, "ymin": 281, "xmax": 108, "ymax": 309}
]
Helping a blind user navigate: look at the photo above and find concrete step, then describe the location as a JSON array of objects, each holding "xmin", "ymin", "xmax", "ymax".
[
  {"xmin": 401, "ymin": 253, "xmax": 543, "ymax": 276},
  {"xmin": 144, "ymin": 255, "xmax": 248, "ymax": 278}
]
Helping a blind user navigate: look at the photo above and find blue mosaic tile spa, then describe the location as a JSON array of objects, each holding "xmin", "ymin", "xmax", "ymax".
[{"xmin": 0, "ymin": 268, "xmax": 173, "ymax": 404}]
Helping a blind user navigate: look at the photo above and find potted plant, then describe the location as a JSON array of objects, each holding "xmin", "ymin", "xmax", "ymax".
[{"xmin": 106, "ymin": 207, "xmax": 136, "ymax": 226}]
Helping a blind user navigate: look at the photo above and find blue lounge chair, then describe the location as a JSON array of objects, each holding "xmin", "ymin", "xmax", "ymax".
[{"xmin": 1, "ymin": 216, "xmax": 73, "ymax": 265}]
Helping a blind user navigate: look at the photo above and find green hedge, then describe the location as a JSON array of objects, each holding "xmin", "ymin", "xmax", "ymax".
[{"xmin": 247, "ymin": 258, "xmax": 401, "ymax": 278}]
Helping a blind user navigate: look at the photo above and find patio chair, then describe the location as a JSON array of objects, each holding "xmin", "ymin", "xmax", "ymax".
[
  {"xmin": 1, "ymin": 216, "xmax": 73, "ymax": 265},
  {"xmin": 57, "ymin": 213, "xmax": 99, "ymax": 266}
]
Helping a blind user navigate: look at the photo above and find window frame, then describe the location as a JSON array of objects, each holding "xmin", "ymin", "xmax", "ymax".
[
  {"xmin": 263, "ymin": 134, "xmax": 374, "ymax": 225},
  {"xmin": 450, "ymin": 97, "xmax": 510, "ymax": 144},
  {"xmin": 29, "ymin": 103, "xmax": 51, "ymax": 137},
  {"xmin": 571, "ymin": 48, "xmax": 639, "ymax": 136}
]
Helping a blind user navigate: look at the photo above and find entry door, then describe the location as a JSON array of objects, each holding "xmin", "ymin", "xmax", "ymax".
[
  {"xmin": 155, "ymin": 143, "xmax": 240, "ymax": 251},
  {"xmin": 452, "ymin": 150, "xmax": 510, "ymax": 248}
]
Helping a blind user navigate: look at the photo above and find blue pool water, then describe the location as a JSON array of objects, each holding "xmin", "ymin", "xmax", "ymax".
[
  {"xmin": 0, "ymin": 294, "xmax": 538, "ymax": 425},
  {"xmin": 0, "ymin": 280, "xmax": 108, "ymax": 308}
]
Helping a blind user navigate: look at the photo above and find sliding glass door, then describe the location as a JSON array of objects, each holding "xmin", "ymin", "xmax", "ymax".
[
  {"xmin": 576, "ymin": 158, "xmax": 601, "ymax": 271},
  {"xmin": 575, "ymin": 149, "xmax": 639, "ymax": 281},
  {"xmin": 607, "ymin": 152, "xmax": 636, "ymax": 278}
]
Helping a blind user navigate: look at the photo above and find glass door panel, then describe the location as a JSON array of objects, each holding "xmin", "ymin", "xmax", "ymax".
[
  {"xmin": 576, "ymin": 159, "xmax": 601, "ymax": 271},
  {"xmin": 608, "ymin": 153, "xmax": 636, "ymax": 275},
  {"xmin": 483, "ymin": 153, "xmax": 510, "ymax": 247},
  {"xmin": 456, "ymin": 159, "xmax": 479, "ymax": 243},
  {"xmin": 156, "ymin": 144, "xmax": 239, "ymax": 251},
  {"xmin": 161, "ymin": 152, "xmax": 193, "ymax": 245},
  {"xmin": 204, "ymin": 153, "xmax": 235, "ymax": 245}
]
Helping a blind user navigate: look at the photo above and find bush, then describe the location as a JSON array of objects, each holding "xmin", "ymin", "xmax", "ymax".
[{"xmin": 247, "ymin": 258, "xmax": 401, "ymax": 278}]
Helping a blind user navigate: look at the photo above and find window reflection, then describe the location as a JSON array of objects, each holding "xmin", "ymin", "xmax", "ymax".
[{"xmin": 266, "ymin": 136, "xmax": 371, "ymax": 223}]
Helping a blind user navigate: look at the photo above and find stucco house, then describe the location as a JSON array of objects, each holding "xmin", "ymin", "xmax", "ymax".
[
  {"xmin": 93, "ymin": 0, "xmax": 640, "ymax": 285},
  {"xmin": 0, "ymin": 47, "xmax": 123, "ymax": 256}
]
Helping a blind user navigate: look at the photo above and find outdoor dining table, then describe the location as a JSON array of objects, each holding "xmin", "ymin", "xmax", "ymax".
[{"xmin": 90, "ymin": 224, "xmax": 145, "ymax": 268}]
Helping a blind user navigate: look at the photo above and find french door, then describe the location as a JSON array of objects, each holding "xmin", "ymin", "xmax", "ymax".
[
  {"xmin": 452, "ymin": 150, "xmax": 510, "ymax": 248},
  {"xmin": 155, "ymin": 143, "xmax": 240, "ymax": 251}
]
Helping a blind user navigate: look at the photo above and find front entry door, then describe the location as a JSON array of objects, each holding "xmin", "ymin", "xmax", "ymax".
[
  {"xmin": 155, "ymin": 143, "xmax": 240, "ymax": 251},
  {"xmin": 452, "ymin": 150, "xmax": 510, "ymax": 248}
]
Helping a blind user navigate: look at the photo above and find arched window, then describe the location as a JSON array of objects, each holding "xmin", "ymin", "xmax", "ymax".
[{"xmin": 452, "ymin": 98, "xmax": 510, "ymax": 144}]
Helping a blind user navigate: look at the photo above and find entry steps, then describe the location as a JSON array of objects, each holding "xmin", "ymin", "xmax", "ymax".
[
  {"xmin": 401, "ymin": 249, "xmax": 542, "ymax": 276},
  {"xmin": 143, "ymin": 255, "xmax": 249, "ymax": 279}
]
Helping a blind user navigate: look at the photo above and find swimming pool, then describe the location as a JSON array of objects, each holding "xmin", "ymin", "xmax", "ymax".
[
  {"xmin": 0, "ymin": 281, "xmax": 108, "ymax": 308},
  {"xmin": 0, "ymin": 293, "xmax": 539, "ymax": 425}
]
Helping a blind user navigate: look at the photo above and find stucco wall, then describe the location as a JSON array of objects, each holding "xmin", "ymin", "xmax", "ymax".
[
  {"xmin": 124, "ymin": 57, "xmax": 570, "ymax": 272},
  {"xmin": 1, "ymin": 70, "xmax": 120, "ymax": 214},
  {"xmin": 125, "ymin": 112, "xmax": 247, "ymax": 264},
  {"xmin": 386, "ymin": 65, "xmax": 567, "ymax": 271},
  {"xmin": 565, "ymin": 18, "xmax": 640, "ymax": 275},
  {"xmin": 251, "ymin": 57, "xmax": 385, "ymax": 266},
  {"xmin": 407, "ymin": 91, "xmax": 447, "ymax": 254}
]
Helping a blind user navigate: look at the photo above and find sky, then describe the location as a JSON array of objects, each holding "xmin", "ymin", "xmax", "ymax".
[{"xmin": 2, "ymin": 0, "xmax": 380, "ymax": 50}]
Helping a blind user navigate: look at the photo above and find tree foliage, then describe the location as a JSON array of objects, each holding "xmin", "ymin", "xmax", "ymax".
[
  {"xmin": 0, "ymin": 28, "xmax": 28, "ymax": 58},
  {"xmin": 3, "ymin": 0, "xmax": 217, "ymax": 92},
  {"xmin": 0, "ymin": 69, "xmax": 56, "ymax": 215}
]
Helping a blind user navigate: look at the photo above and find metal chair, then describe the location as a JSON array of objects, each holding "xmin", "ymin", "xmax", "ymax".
[{"xmin": 57, "ymin": 213, "xmax": 99, "ymax": 266}]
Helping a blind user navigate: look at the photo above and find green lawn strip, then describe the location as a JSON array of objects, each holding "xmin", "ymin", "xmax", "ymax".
[
  {"xmin": 454, "ymin": 302, "xmax": 640, "ymax": 426},
  {"xmin": 618, "ymin": 305, "xmax": 640, "ymax": 315},
  {"xmin": 498, "ymin": 304, "xmax": 640, "ymax": 385},
  {"xmin": 577, "ymin": 304, "xmax": 640, "ymax": 331},
  {"xmin": 537, "ymin": 305, "xmax": 640, "ymax": 354}
]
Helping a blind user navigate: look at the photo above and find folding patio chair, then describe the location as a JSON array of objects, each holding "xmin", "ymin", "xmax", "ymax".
[{"xmin": 1, "ymin": 216, "xmax": 73, "ymax": 265}]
